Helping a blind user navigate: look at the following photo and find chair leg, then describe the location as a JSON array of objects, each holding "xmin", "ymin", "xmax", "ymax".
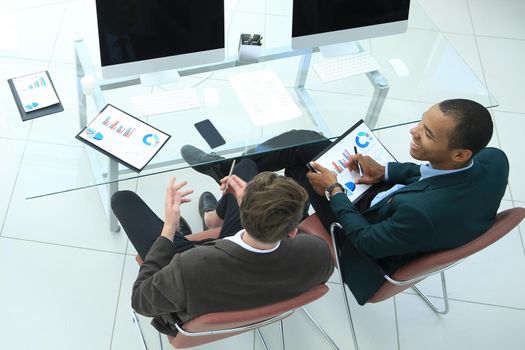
[
  {"xmin": 301, "ymin": 307, "xmax": 340, "ymax": 350},
  {"xmin": 158, "ymin": 331, "xmax": 164, "ymax": 350},
  {"xmin": 412, "ymin": 271, "xmax": 450, "ymax": 315},
  {"xmin": 337, "ymin": 275, "xmax": 360, "ymax": 350},
  {"xmin": 330, "ymin": 223, "xmax": 360, "ymax": 350},
  {"xmin": 280, "ymin": 320, "xmax": 286, "ymax": 350},
  {"xmin": 132, "ymin": 311, "xmax": 149, "ymax": 350},
  {"xmin": 256, "ymin": 328, "xmax": 270, "ymax": 350}
]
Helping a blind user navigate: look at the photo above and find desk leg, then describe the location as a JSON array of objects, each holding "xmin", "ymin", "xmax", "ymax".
[
  {"xmin": 295, "ymin": 52, "xmax": 332, "ymax": 136},
  {"xmin": 75, "ymin": 50, "xmax": 87, "ymax": 129},
  {"xmin": 75, "ymin": 39, "xmax": 119, "ymax": 232},
  {"xmin": 296, "ymin": 52, "xmax": 312, "ymax": 88},
  {"xmin": 108, "ymin": 159, "xmax": 120, "ymax": 232},
  {"xmin": 364, "ymin": 71, "xmax": 389, "ymax": 129}
]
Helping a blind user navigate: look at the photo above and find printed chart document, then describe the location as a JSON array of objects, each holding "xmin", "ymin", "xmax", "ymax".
[
  {"xmin": 229, "ymin": 69, "xmax": 302, "ymax": 126},
  {"xmin": 7, "ymin": 70, "xmax": 63, "ymax": 121},
  {"xmin": 76, "ymin": 104, "xmax": 170, "ymax": 172},
  {"xmin": 312, "ymin": 120, "xmax": 396, "ymax": 203},
  {"xmin": 11, "ymin": 71, "xmax": 60, "ymax": 112}
]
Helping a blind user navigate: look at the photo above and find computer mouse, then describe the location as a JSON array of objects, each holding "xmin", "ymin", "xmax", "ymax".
[{"xmin": 388, "ymin": 58, "xmax": 410, "ymax": 77}]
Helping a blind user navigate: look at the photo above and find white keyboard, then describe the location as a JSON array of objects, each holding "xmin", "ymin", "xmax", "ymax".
[
  {"xmin": 313, "ymin": 52, "xmax": 380, "ymax": 83},
  {"xmin": 131, "ymin": 88, "xmax": 200, "ymax": 117}
]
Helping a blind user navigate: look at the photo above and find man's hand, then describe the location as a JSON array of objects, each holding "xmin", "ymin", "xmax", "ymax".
[
  {"xmin": 161, "ymin": 177, "xmax": 193, "ymax": 241},
  {"xmin": 346, "ymin": 154, "xmax": 386, "ymax": 185},
  {"xmin": 307, "ymin": 162, "xmax": 338, "ymax": 196},
  {"xmin": 220, "ymin": 175, "xmax": 247, "ymax": 206}
]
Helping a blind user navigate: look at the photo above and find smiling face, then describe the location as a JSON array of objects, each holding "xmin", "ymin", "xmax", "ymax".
[{"xmin": 409, "ymin": 104, "xmax": 471, "ymax": 169}]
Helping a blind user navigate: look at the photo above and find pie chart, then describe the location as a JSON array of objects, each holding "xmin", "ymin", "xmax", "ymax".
[
  {"xmin": 355, "ymin": 131, "xmax": 372, "ymax": 148},
  {"xmin": 344, "ymin": 181, "xmax": 356, "ymax": 192},
  {"xmin": 143, "ymin": 133, "xmax": 160, "ymax": 147}
]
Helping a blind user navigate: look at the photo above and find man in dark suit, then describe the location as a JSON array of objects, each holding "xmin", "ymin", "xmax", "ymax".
[
  {"xmin": 181, "ymin": 98, "xmax": 509, "ymax": 305},
  {"xmin": 111, "ymin": 159, "xmax": 334, "ymax": 335},
  {"xmin": 307, "ymin": 99, "xmax": 508, "ymax": 303}
]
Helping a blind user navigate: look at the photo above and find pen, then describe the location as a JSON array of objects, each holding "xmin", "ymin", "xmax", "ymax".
[
  {"xmin": 225, "ymin": 159, "xmax": 236, "ymax": 190},
  {"xmin": 353, "ymin": 146, "xmax": 364, "ymax": 176}
]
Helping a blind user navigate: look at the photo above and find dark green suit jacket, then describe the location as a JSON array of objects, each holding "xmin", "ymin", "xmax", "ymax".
[{"xmin": 330, "ymin": 147, "xmax": 509, "ymax": 305}]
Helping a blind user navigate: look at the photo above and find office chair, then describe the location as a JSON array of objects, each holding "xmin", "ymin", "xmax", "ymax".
[
  {"xmin": 298, "ymin": 207, "xmax": 525, "ymax": 350},
  {"xmin": 166, "ymin": 284, "xmax": 329, "ymax": 349},
  {"xmin": 365, "ymin": 207, "xmax": 525, "ymax": 313},
  {"xmin": 133, "ymin": 226, "xmax": 340, "ymax": 350}
]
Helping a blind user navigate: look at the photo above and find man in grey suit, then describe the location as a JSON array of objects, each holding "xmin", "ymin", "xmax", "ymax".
[{"xmin": 111, "ymin": 159, "xmax": 334, "ymax": 335}]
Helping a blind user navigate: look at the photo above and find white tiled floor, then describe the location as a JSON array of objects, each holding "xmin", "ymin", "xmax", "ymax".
[{"xmin": 1, "ymin": 1, "xmax": 524, "ymax": 349}]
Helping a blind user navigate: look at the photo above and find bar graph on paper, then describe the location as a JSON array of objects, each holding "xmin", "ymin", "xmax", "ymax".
[
  {"xmin": 331, "ymin": 148, "xmax": 353, "ymax": 174},
  {"xmin": 102, "ymin": 116, "xmax": 136, "ymax": 137},
  {"xmin": 27, "ymin": 76, "xmax": 47, "ymax": 90}
]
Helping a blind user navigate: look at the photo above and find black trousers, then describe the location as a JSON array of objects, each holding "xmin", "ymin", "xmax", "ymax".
[
  {"xmin": 111, "ymin": 159, "xmax": 259, "ymax": 260},
  {"xmin": 226, "ymin": 130, "xmax": 393, "ymax": 233}
]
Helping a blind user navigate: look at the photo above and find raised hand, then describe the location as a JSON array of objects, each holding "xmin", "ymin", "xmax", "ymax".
[{"xmin": 161, "ymin": 176, "xmax": 193, "ymax": 240}]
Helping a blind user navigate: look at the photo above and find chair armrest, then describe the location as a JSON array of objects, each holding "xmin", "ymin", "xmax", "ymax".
[
  {"xmin": 383, "ymin": 259, "xmax": 463, "ymax": 285},
  {"xmin": 174, "ymin": 310, "xmax": 294, "ymax": 337},
  {"xmin": 330, "ymin": 222, "xmax": 464, "ymax": 286}
]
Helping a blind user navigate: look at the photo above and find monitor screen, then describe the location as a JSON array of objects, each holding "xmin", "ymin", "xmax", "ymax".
[
  {"xmin": 292, "ymin": 0, "xmax": 410, "ymax": 49},
  {"xmin": 95, "ymin": 0, "xmax": 225, "ymax": 79}
]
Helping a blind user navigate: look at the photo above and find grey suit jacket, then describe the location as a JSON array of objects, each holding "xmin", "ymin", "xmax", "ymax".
[{"xmin": 132, "ymin": 233, "xmax": 334, "ymax": 335}]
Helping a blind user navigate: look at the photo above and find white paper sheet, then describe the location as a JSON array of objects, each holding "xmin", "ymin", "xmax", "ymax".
[{"xmin": 229, "ymin": 69, "xmax": 302, "ymax": 126}]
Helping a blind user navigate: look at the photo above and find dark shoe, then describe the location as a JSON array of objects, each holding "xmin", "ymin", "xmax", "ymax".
[
  {"xmin": 175, "ymin": 216, "xmax": 192, "ymax": 237},
  {"xmin": 198, "ymin": 192, "xmax": 218, "ymax": 230},
  {"xmin": 181, "ymin": 145, "xmax": 226, "ymax": 183}
]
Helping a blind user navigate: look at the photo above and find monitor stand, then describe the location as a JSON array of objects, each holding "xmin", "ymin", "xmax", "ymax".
[
  {"xmin": 319, "ymin": 41, "xmax": 361, "ymax": 58},
  {"xmin": 140, "ymin": 69, "xmax": 181, "ymax": 86}
]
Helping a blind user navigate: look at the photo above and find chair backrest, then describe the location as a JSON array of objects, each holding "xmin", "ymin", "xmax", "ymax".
[
  {"xmin": 369, "ymin": 207, "xmax": 525, "ymax": 303},
  {"xmin": 168, "ymin": 284, "xmax": 329, "ymax": 348}
]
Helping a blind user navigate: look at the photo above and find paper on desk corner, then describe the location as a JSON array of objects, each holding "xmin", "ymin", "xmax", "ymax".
[
  {"xmin": 12, "ymin": 71, "xmax": 59, "ymax": 112},
  {"xmin": 229, "ymin": 69, "xmax": 302, "ymax": 126}
]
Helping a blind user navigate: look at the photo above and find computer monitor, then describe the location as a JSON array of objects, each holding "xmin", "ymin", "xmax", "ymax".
[
  {"xmin": 292, "ymin": 0, "xmax": 410, "ymax": 50},
  {"xmin": 95, "ymin": 0, "xmax": 225, "ymax": 80}
]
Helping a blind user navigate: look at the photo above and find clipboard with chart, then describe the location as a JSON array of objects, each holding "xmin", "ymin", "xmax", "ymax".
[
  {"xmin": 7, "ymin": 70, "xmax": 64, "ymax": 121},
  {"xmin": 312, "ymin": 119, "xmax": 397, "ymax": 203},
  {"xmin": 76, "ymin": 104, "xmax": 170, "ymax": 173}
]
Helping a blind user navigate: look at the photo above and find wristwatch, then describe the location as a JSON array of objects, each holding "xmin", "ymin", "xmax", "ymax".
[{"xmin": 325, "ymin": 182, "xmax": 346, "ymax": 201}]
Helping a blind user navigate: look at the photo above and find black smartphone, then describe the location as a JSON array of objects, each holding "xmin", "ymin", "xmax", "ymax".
[{"xmin": 194, "ymin": 119, "xmax": 226, "ymax": 148}]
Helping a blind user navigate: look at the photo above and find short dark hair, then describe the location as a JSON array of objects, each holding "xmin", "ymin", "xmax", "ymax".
[
  {"xmin": 240, "ymin": 172, "xmax": 308, "ymax": 243},
  {"xmin": 438, "ymin": 99, "xmax": 493, "ymax": 156}
]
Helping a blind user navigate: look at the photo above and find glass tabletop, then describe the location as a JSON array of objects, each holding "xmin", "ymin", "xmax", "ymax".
[{"xmin": 20, "ymin": 0, "xmax": 497, "ymax": 200}]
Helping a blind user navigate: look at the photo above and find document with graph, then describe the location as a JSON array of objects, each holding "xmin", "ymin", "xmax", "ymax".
[
  {"xmin": 8, "ymin": 70, "xmax": 64, "ymax": 121},
  {"xmin": 76, "ymin": 104, "xmax": 170, "ymax": 172},
  {"xmin": 11, "ymin": 71, "xmax": 60, "ymax": 112},
  {"xmin": 312, "ymin": 119, "xmax": 396, "ymax": 203}
]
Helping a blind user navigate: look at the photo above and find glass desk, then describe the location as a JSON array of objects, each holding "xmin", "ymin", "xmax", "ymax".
[{"xmin": 20, "ymin": 1, "xmax": 497, "ymax": 232}]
